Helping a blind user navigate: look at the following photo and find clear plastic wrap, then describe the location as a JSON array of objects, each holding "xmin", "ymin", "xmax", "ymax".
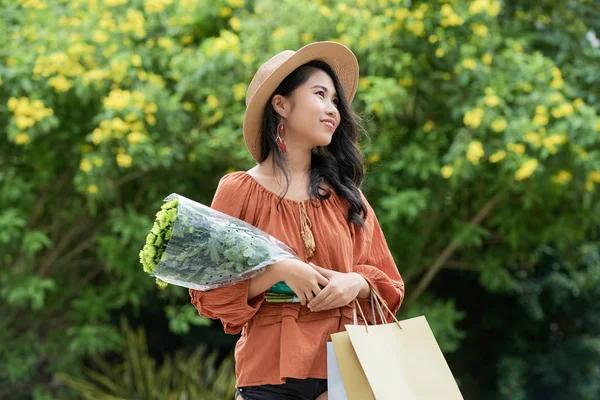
[{"xmin": 140, "ymin": 193, "xmax": 300, "ymax": 291}]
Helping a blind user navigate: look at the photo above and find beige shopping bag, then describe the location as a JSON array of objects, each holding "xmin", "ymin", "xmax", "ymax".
[{"xmin": 332, "ymin": 290, "xmax": 464, "ymax": 400}]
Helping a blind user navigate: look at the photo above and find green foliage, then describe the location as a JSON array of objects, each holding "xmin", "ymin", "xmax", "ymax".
[
  {"xmin": 56, "ymin": 318, "xmax": 236, "ymax": 400},
  {"xmin": 0, "ymin": 0, "xmax": 599, "ymax": 398}
]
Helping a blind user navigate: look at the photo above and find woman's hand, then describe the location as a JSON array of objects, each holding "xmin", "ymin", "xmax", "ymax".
[
  {"xmin": 307, "ymin": 264, "xmax": 370, "ymax": 312},
  {"xmin": 276, "ymin": 259, "xmax": 330, "ymax": 306}
]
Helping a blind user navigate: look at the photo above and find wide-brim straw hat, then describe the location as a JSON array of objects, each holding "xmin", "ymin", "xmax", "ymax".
[{"xmin": 243, "ymin": 41, "xmax": 359, "ymax": 162}]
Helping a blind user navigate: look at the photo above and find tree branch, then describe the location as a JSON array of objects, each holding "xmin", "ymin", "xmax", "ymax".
[{"xmin": 406, "ymin": 192, "xmax": 503, "ymax": 306}]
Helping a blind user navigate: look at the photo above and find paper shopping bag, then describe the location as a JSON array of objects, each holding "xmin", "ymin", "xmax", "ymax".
[
  {"xmin": 326, "ymin": 341, "xmax": 349, "ymax": 400},
  {"xmin": 329, "ymin": 332, "xmax": 374, "ymax": 400},
  {"xmin": 346, "ymin": 315, "xmax": 463, "ymax": 400}
]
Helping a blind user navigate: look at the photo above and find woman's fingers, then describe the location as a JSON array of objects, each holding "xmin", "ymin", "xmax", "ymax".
[
  {"xmin": 316, "ymin": 273, "xmax": 329, "ymax": 287},
  {"xmin": 308, "ymin": 285, "xmax": 331, "ymax": 309}
]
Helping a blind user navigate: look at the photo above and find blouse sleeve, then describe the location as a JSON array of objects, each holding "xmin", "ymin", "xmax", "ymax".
[
  {"xmin": 188, "ymin": 173, "xmax": 266, "ymax": 335},
  {"xmin": 352, "ymin": 190, "xmax": 405, "ymax": 323}
]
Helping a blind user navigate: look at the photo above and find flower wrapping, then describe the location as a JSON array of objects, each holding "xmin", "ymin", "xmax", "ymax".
[{"xmin": 139, "ymin": 193, "xmax": 300, "ymax": 296}]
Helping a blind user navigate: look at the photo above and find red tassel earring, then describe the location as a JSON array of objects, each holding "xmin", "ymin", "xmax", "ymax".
[{"xmin": 276, "ymin": 121, "xmax": 287, "ymax": 152}]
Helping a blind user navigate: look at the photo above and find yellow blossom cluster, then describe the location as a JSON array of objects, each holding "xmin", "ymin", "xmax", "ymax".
[
  {"xmin": 523, "ymin": 131, "xmax": 544, "ymax": 148},
  {"xmin": 549, "ymin": 67, "xmax": 563, "ymax": 89},
  {"xmin": 79, "ymin": 156, "xmax": 104, "ymax": 172},
  {"xmin": 441, "ymin": 4, "xmax": 464, "ymax": 27},
  {"xmin": 491, "ymin": 119, "xmax": 507, "ymax": 132},
  {"xmin": 8, "ymin": 97, "xmax": 54, "ymax": 135},
  {"xmin": 587, "ymin": 172, "xmax": 600, "ymax": 191},
  {"xmin": 441, "ymin": 165, "xmax": 454, "ymax": 179},
  {"xmin": 489, "ymin": 150, "xmax": 506, "ymax": 163},
  {"xmin": 145, "ymin": 0, "xmax": 173, "ymax": 14},
  {"xmin": 464, "ymin": 108, "xmax": 484, "ymax": 128},
  {"xmin": 18, "ymin": 0, "xmax": 46, "ymax": 10},
  {"xmin": 90, "ymin": 115, "xmax": 148, "ymax": 147},
  {"xmin": 206, "ymin": 31, "xmax": 240, "ymax": 57},
  {"xmin": 103, "ymin": 89, "xmax": 146, "ymax": 111},
  {"xmin": 515, "ymin": 159, "xmax": 538, "ymax": 181},
  {"xmin": 232, "ymin": 83, "xmax": 247, "ymax": 101},
  {"xmin": 119, "ymin": 9, "xmax": 146, "ymax": 38},
  {"xmin": 34, "ymin": 51, "xmax": 85, "ymax": 91},
  {"xmin": 467, "ymin": 141, "xmax": 485, "ymax": 164},
  {"xmin": 552, "ymin": 170, "xmax": 572, "ymax": 185},
  {"xmin": 507, "ymin": 143, "xmax": 526, "ymax": 154},
  {"xmin": 551, "ymin": 103, "xmax": 574, "ymax": 119},
  {"xmin": 533, "ymin": 105, "xmax": 549, "ymax": 126},
  {"xmin": 469, "ymin": 0, "xmax": 501, "ymax": 16},
  {"xmin": 542, "ymin": 133, "xmax": 568, "ymax": 154}
]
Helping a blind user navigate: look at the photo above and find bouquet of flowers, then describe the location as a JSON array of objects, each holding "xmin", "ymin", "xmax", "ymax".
[{"xmin": 139, "ymin": 193, "xmax": 299, "ymax": 302}]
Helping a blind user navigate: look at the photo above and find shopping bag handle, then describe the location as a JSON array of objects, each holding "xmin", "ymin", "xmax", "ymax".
[{"xmin": 352, "ymin": 289, "xmax": 402, "ymax": 333}]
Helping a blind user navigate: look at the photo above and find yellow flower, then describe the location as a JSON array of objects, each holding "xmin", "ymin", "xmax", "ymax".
[
  {"xmin": 399, "ymin": 77, "xmax": 413, "ymax": 87},
  {"xmin": 406, "ymin": 21, "xmax": 425, "ymax": 37},
  {"xmin": 428, "ymin": 34, "xmax": 438, "ymax": 44},
  {"xmin": 515, "ymin": 159, "xmax": 538, "ymax": 181},
  {"xmin": 524, "ymin": 132, "xmax": 542, "ymax": 148},
  {"xmin": 435, "ymin": 47, "xmax": 445, "ymax": 58},
  {"xmin": 507, "ymin": 143, "xmax": 526, "ymax": 154},
  {"xmin": 207, "ymin": 94, "xmax": 219, "ymax": 109},
  {"xmin": 423, "ymin": 120, "xmax": 434, "ymax": 132},
  {"xmin": 533, "ymin": 114, "xmax": 549, "ymax": 126},
  {"xmin": 87, "ymin": 184, "xmax": 99, "ymax": 194},
  {"xmin": 358, "ymin": 78, "xmax": 371, "ymax": 91},
  {"xmin": 463, "ymin": 108, "xmax": 484, "ymax": 128},
  {"xmin": 181, "ymin": 34, "xmax": 194, "ymax": 45},
  {"xmin": 462, "ymin": 59, "xmax": 477, "ymax": 70},
  {"xmin": 144, "ymin": 102, "xmax": 158, "ymax": 114},
  {"xmin": 485, "ymin": 95, "xmax": 499, "ymax": 107},
  {"xmin": 482, "ymin": 53, "xmax": 493, "ymax": 65},
  {"xmin": 552, "ymin": 170, "xmax": 572, "ymax": 185},
  {"xmin": 230, "ymin": 17, "xmax": 241, "ymax": 31},
  {"xmin": 551, "ymin": 103, "xmax": 574, "ymax": 119},
  {"xmin": 471, "ymin": 23, "xmax": 488, "ymax": 36},
  {"xmin": 368, "ymin": 153, "xmax": 381, "ymax": 164},
  {"xmin": 550, "ymin": 76, "xmax": 563, "ymax": 89},
  {"xmin": 301, "ymin": 32, "xmax": 314, "ymax": 43},
  {"xmin": 14, "ymin": 132, "xmax": 30, "ymax": 145},
  {"xmin": 16, "ymin": 116, "xmax": 35, "ymax": 130},
  {"xmin": 272, "ymin": 28, "xmax": 285, "ymax": 40},
  {"xmin": 227, "ymin": 0, "xmax": 244, "ymax": 7},
  {"xmin": 131, "ymin": 55, "xmax": 142, "ymax": 67},
  {"xmin": 206, "ymin": 109, "xmax": 224, "ymax": 125},
  {"xmin": 589, "ymin": 171, "xmax": 600, "ymax": 183},
  {"xmin": 233, "ymin": 83, "xmax": 246, "ymax": 101},
  {"xmin": 573, "ymin": 98, "xmax": 584, "ymax": 110},
  {"xmin": 93, "ymin": 30, "xmax": 109, "ymax": 43},
  {"xmin": 492, "ymin": 119, "xmax": 507, "ymax": 132},
  {"xmin": 441, "ymin": 166, "xmax": 454, "ymax": 179},
  {"xmin": 146, "ymin": 114, "xmax": 157, "ymax": 125},
  {"xmin": 48, "ymin": 75, "xmax": 72, "ymax": 92},
  {"xmin": 395, "ymin": 8, "xmax": 409, "ymax": 21},
  {"xmin": 80, "ymin": 158, "xmax": 93, "ymax": 172},
  {"xmin": 92, "ymin": 157, "xmax": 104, "ymax": 167},
  {"xmin": 489, "ymin": 150, "xmax": 506, "ymax": 163},
  {"xmin": 218, "ymin": 7, "xmax": 232, "ymax": 17},
  {"xmin": 595, "ymin": 118, "xmax": 600, "ymax": 132},
  {"xmin": 127, "ymin": 131, "xmax": 145, "ymax": 144},
  {"xmin": 8, "ymin": 97, "xmax": 18, "ymax": 111},
  {"xmin": 467, "ymin": 141, "xmax": 485, "ymax": 164},
  {"xmin": 116, "ymin": 153, "xmax": 133, "ymax": 168},
  {"xmin": 183, "ymin": 101, "xmax": 194, "ymax": 111}
]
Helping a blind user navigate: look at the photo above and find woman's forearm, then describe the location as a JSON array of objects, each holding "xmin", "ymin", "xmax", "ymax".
[{"xmin": 247, "ymin": 259, "xmax": 291, "ymax": 300}]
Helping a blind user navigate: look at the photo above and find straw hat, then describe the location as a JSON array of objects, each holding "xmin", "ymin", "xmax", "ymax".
[{"xmin": 242, "ymin": 41, "xmax": 359, "ymax": 162}]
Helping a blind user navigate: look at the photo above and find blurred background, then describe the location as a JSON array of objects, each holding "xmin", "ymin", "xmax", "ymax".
[{"xmin": 1, "ymin": 0, "xmax": 600, "ymax": 399}]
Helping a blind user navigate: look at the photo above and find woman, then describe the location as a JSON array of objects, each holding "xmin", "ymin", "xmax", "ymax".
[{"xmin": 189, "ymin": 41, "xmax": 405, "ymax": 400}]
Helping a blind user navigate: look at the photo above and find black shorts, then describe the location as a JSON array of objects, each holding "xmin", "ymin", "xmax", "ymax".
[{"xmin": 236, "ymin": 377, "xmax": 327, "ymax": 400}]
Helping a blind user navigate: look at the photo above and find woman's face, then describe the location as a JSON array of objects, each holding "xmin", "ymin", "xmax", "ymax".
[{"xmin": 273, "ymin": 69, "xmax": 341, "ymax": 151}]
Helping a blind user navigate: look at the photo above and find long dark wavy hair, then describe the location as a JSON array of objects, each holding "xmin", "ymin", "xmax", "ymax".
[{"xmin": 259, "ymin": 60, "xmax": 368, "ymax": 228}]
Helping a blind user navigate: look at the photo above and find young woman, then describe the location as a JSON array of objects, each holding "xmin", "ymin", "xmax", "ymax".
[{"xmin": 189, "ymin": 41, "xmax": 405, "ymax": 400}]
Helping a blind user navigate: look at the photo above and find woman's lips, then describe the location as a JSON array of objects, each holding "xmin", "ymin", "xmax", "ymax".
[{"xmin": 321, "ymin": 121, "xmax": 335, "ymax": 130}]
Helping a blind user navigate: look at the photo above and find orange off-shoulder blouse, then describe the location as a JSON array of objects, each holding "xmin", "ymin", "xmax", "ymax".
[{"xmin": 189, "ymin": 171, "xmax": 404, "ymax": 387}]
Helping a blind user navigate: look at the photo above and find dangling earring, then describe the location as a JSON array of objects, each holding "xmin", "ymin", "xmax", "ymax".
[{"xmin": 276, "ymin": 121, "xmax": 287, "ymax": 152}]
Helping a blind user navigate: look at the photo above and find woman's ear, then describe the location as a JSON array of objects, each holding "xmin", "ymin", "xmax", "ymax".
[{"xmin": 271, "ymin": 94, "xmax": 290, "ymax": 119}]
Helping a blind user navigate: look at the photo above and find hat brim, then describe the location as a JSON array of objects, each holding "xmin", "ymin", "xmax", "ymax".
[{"xmin": 243, "ymin": 41, "xmax": 359, "ymax": 163}]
